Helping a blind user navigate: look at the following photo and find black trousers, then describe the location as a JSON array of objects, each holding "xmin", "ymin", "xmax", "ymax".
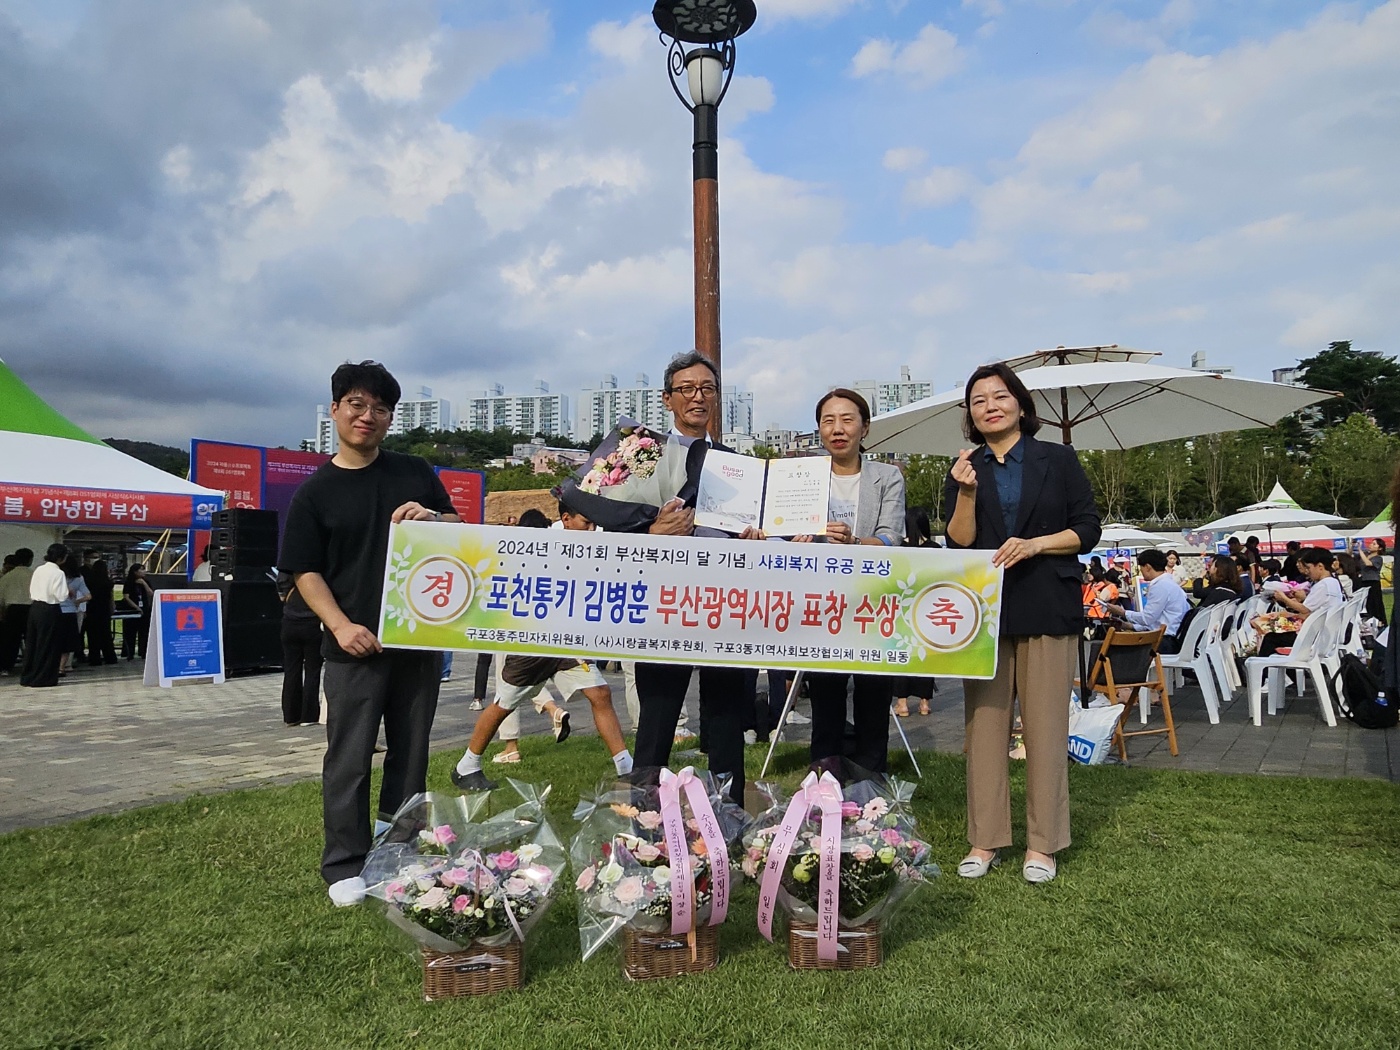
[
  {"xmin": 634, "ymin": 662, "xmax": 746, "ymax": 805},
  {"xmin": 84, "ymin": 609, "xmax": 117, "ymax": 664},
  {"xmin": 0, "ymin": 604, "xmax": 29, "ymax": 672},
  {"xmin": 320, "ymin": 649, "xmax": 441, "ymax": 884},
  {"xmin": 121, "ymin": 611, "xmax": 150, "ymax": 659},
  {"xmin": 893, "ymin": 675, "xmax": 937, "ymax": 700},
  {"xmin": 808, "ymin": 672, "xmax": 892, "ymax": 775},
  {"xmin": 280, "ymin": 619, "xmax": 324, "ymax": 724},
  {"xmin": 473, "ymin": 652, "xmax": 493, "ymax": 700},
  {"xmin": 20, "ymin": 602, "xmax": 63, "ymax": 688}
]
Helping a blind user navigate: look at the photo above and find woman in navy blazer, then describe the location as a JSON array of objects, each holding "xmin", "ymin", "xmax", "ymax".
[{"xmin": 943, "ymin": 363, "xmax": 1101, "ymax": 884}]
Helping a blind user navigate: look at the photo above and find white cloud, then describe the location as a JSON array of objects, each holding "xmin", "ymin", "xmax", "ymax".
[
  {"xmin": 903, "ymin": 166, "xmax": 978, "ymax": 208},
  {"xmin": 882, "ymin": 146, "xmax": 927, "ymax": 172},
  {"xmin": 850, "ymin": 24, "xmax": 965, "ymax": 87},
  {"xmin": 352, "ymin": 40, "xmax": 438, "ymax": 101},
  {"xmin": 760, "ymin": 0, "xmax": 865, "ymax": 23},
  {"xmin": 1085, "ymin": 0, "xmax": 1197, "ymax": 53},
  {"xmin": 587, "ymin": 16, "xmax": 653, "ymax": 67}
]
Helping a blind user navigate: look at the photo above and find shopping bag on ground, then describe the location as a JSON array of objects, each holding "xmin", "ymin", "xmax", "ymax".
[{"xmin": 1068, "ymin": 696, "xmax": 1120, "ymax": 765}]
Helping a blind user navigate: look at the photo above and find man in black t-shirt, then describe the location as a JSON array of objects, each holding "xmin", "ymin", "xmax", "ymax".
[{"xmin": 280, "ymin": 361, "xmax": 459, "ymax": 907}]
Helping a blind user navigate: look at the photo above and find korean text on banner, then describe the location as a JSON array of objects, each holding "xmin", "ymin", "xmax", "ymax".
[{"xmin": 377, "ymin": 523, "xmax": 1003, "ymax": 679}]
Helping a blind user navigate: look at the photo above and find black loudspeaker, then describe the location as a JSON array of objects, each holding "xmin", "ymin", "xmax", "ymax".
[
  {"xmin": 211, "ymin": 546, "xmax": 279, "ymax": 571},
  {"xmin": 212, "ymin": 566, "xmax": 276, "ymax": 583},
  {"xmin": 212, "ymin": 508, "xmax": 279, "ymax": 530},
  {"xmin": 217, "ymin": 580, "xmax": 283, "ymax": 671},
  {"xmin": 213, "ymin": 525, "xmax": 278, "ymax": 549}
]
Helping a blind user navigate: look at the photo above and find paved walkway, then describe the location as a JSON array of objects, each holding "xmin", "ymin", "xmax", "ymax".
[{"xmin": 2, "ymin": 658, "xmax": 1396, "ymax": 834}]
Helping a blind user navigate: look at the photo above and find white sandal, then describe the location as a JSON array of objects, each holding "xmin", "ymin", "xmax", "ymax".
[
  {"xmin": 957, "ymin": 850, "xmax": 1001, "ymax": 878},
  {"xmin": 1022, "ymin": 857, "xmax": 1057, "ymax": 884}
]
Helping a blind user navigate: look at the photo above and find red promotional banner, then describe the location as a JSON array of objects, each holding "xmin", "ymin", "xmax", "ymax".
[
  {"xmin": 0, "ymin": 483, "xmax": 214, "ymax": 530},
  {"xmin": 436, "ymin": 468, "xmax": 486, "ymax": 524},
  {"xmin": 191, "ymin": 441, "xmax": 264, "ymax": 508}
]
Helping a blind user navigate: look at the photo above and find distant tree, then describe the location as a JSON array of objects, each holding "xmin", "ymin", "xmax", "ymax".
[
  {"xmin": 1296, "ymin": 341, "xmax": 1400, "ymax": 432},
  {"xmin": 1080, "ymin": 449, "xmax": 1129, "ymax": 521},
  {"xmin": 751, "ymin": 444, "xmax": 780, "ymax": 460},
  {"xmin": 104, "ymin": 438, "xmax": 188, "ymax": 479},
  {"xmin": 1305, "ymin": 413, "xmax": 1399, "ymax": 516},
  {"xmin": 901, "ymin": 455, "xmax": 952, "ymax": 527}
]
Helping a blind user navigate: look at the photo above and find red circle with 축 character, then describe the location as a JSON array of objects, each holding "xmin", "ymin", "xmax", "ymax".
[
  {"xmin": 404, "ymin": 555, "xmax": 475, "ymax": 624},
  {"xmin": 910, "ymin": 582, "xmax": 983, "ymax": 652}
]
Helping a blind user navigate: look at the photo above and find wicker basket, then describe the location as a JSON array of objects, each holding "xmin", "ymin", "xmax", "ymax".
[
  {"xmin": 421, "ymin": 938, "xmax": 523, "ymax": 999},
  {"xmin": 620, "ymin": 922, "xmax": 719, "ymax": 981},
  {"xmin": 787, "ymin": 920, "xmax": 882, "ymax": 970}
]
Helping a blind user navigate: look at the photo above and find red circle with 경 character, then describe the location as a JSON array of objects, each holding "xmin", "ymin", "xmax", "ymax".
[
  {"xmin": 910, "ymin": 582, "xmax": 982, "ymax": 651},
  {"xmin": 404, "ymin": 555, "xmax": 475, "ymax": 624}
]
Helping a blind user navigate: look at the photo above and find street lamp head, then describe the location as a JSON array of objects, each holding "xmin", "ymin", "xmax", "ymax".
[
  {"xmin": 685, "ymin": 48, "xmax": 726, "ymax": 106},
  {"xmin": 652, "ymin": 0, "xmax": 757, "ymax": 45}
]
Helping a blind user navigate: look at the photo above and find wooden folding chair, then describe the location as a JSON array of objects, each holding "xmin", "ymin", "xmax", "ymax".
[{"xmin": 1081, "ymin": 625, "xmax": 1177, "ymax": 760}]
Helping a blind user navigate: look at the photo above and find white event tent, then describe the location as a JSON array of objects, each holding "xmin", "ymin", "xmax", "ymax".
[{"xmin": 0, "ymin": 360, "xmax": 223, "ymax": 555}]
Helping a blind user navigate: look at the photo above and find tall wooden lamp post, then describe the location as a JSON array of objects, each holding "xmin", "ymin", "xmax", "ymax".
[{"xmin": 652, "ymin": 0, "xmax": 757, "ymax": 441}]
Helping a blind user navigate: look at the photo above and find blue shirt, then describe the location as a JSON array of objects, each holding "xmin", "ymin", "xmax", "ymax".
[
  {"xmin": 1124, "ymin": 572, "xmax": 1191, "ymax": 637},
  {"xmin": 982, "ymin": 437, "xmax": 1024, "ymax": 537}
]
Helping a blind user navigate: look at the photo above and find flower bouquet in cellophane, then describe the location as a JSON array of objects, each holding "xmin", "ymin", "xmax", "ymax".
[
  {"xmin": 554, "ymin": 416, "xmax": 692, "ymax": 532},
  {"xmin": 743, "ymin": 771, "xmax": 938, "ymax": 970},
  {"xmin": 571, "ymin": 768, "xmax": 749, "ymax": 980},
  {"xmin": 362, "ymin": 782, "xmax": 565, "ymax": 1000}
]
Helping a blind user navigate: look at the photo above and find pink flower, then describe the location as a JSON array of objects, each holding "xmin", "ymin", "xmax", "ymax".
[
  {"xmin": 851, "ymin": 844, "xmax": 875, "ymax": 862},
  {"xmin": 576, "ymin": 866, "xmax": 597, "ymax": 891},
  {"xmin": 432, "ymin": 825, "xmax": 456, "ymax": 847},
  {"xmin": 635, "ymin": 843, "xmax": 661, "ymax": 863},
  {"xmin": 613, "ymin": 876, "xmax": 645, "ymax": 905},
  {"xmin": 840, "ymin": 801, "xmax": 861, "ymax": 819},
  {"xmin": 741, "ymin": 857, "xmax": 759, "ymax": 879},
  {"xmin": 503, "ymin": 877, "xmax": 530, "ymax": 896},
  {"xmin": 452, "ymin": 894, "xmax": 471, "ymax": 913},
  {"xmin": 385, "ymin": 880, "xmax": 406, "ymax": 901},
  {"xmin": 880, "ymin": 828, "xmax": 903, "ymax": 847},
  {"xmin": 862, "ymin": 797, "xmax": 890, "ymax": 820},
  {"xmin": 636, "ymin": 810, "xmax": 663, "ymax": 830},
  {"xmin": 417, "ymin": 887, "xmax": 449, "ymax": 910},
  {"xmin": 440, "ymin": 867, "xmax": 471, "ymax": 887},
  {"xmin": 854, "ymin": 820, "xmax": 874, "ymax": 835},
  {"xmin": 493, "ymin": 850, "xmax": 519, "ymax": 872}
]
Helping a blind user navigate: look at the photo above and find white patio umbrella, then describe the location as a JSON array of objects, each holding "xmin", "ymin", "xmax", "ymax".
[
  {"xmin": 866, "ymin": 360, "xmax": 1337, "ymax": 454},
  {"xmin": 1198, "ymin": 505, "xmax": 1347, "ymax": 546},
  {"xmin": 1094, "ymin": 522, "xmax": 1171, "ymax": 549}
]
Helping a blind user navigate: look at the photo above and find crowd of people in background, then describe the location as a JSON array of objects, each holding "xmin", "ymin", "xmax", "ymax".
[{"xmin": 0, "ymin": 545, "xmax": 141, "ymax": 686}]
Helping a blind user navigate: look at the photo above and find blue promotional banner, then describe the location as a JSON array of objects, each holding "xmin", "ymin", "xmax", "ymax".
[{"xmin": 144, "ymin": 590, "xmax": 226, "ymax": 688}]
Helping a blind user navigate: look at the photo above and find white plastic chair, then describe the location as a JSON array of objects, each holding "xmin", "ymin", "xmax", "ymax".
[
  {"xmin": 1215, "ymin": 600, "xmax": 1248, "ymax": 692},
  {"xmin": 1243, "ymin": 611, "xmax": 1337, "ymax": 727},
  {"xmin": 1160, "ymin": 603, "xmax": 1223, "ymax": 723}
]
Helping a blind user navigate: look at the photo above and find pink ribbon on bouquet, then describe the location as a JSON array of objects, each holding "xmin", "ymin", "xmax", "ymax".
[
  {"xmin": 756, "ymin": 771, "xmax": 844, "ymax": 961},
  {"xmin": 657, "ymin": 766, "xmax": 730, "ymax": 935}
]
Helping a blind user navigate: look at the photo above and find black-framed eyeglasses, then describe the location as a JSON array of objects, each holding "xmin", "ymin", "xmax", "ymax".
[{"xmin": 667, "ymin": 383, "xmax": 719, "ymax": 400}]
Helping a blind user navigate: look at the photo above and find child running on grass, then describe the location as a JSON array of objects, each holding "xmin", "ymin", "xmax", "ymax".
[{"xmin": 450, "ymin": 503, "xmax": 633, "ymax": 792}]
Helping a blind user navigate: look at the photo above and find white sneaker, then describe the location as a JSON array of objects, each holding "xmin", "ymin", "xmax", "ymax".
[
  {"xmin": 673, "ymin": 727, "xmax": 696, "ymax": 740},
  {"xmin": 328, "ymin": 876, "xmax": 366, "ymax": 907},
  {"xmin": 785, "ymin": 710, "xmax": 811, "ymax": 725},
  {"xmin": 743, "ymin": 729, "xmax": 758, "ymax": 746},
  {"xmin": 468, "ymin": 699, "xmax": 483, "ymax": 711}
]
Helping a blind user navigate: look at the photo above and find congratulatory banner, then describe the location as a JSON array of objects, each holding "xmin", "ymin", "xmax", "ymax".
[{"xmin": 378, "ymin": 523, "xmax": 1003, "ymax": 679}]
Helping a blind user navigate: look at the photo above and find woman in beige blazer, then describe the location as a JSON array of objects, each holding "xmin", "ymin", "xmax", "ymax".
[{"xmin": 793, "ymin": 388, "xmax": 905, "ymax": 775}]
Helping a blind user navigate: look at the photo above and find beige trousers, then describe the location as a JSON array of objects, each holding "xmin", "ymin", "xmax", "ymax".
[{"xmin": 962, "ymin": 634, "xmax": 1076, "ymax": 855}]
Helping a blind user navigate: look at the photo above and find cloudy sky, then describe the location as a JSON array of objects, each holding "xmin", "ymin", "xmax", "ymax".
[{"xmin": 1, "ymin": 0, "xmax": 1396, "ymax": 447}]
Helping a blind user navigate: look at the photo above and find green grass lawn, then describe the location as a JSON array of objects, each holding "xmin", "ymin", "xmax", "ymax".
[{"xmin": 4, "ymin": 740, "xmax": 1400, "ymax": 1050}]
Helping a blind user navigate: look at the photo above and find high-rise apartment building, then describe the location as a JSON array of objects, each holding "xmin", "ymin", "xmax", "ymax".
[
  {"xmin": 575, "ymin": 374, "xmax": 671, "ymax": 440},
  {"xmin": 391, "ymin": 386, "xmax": 453, "ymax": 433},
  {"xmin": 854, "ymin": 365, "xmax": 932, "ymax": 417},
  {"xmin": 465, "ymin": 382, "xmax": 570, "ymax": 437},
  {"xmin": 722, "ymin": 386, "xmax": 753, "ymax": 435}
]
